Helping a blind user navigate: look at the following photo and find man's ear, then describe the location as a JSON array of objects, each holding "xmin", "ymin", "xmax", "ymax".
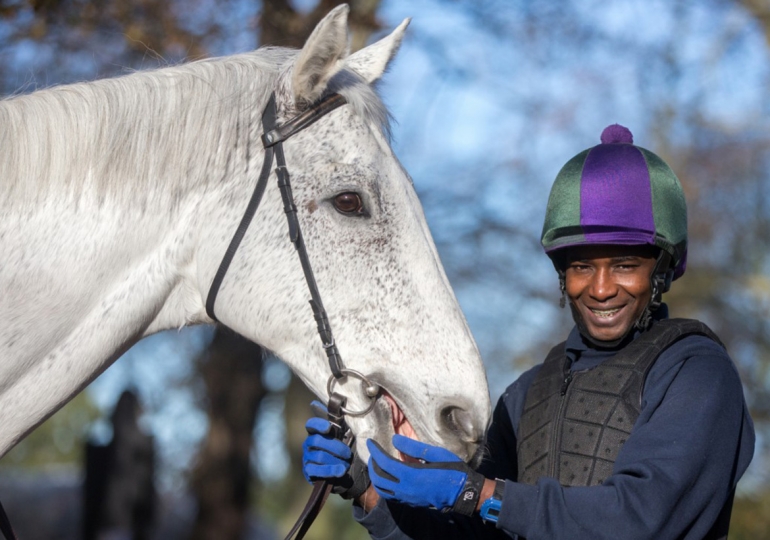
[
  {"xmin": 291, "ymin": 4, "xmax": 350, "ymax": 105},
  {"xmin": 345, "ymin": 18, "xmax": 410, "ymax": 84}
]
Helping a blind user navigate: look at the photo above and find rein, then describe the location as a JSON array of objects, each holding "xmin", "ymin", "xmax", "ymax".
[
  {"xmin": 206, "ymin": 91, "xmax": 380, "ymax": 539},
  {"xmin": 0, "ymin": 502, "xmax": 17, "ymax": 540}
]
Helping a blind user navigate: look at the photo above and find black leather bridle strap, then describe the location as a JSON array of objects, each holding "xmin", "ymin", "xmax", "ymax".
[
  {"xmin": 262, "ymin": 94, "xmax": 346, "ymax": 147},
  {"xmin": 0, "ymin": 500, "xmax": 18, "ymax": 540},
  {"xmin": 283, "ymin": 393, "xmax": 348, "ymax": 540},
  {"xmin": 286, "ymin": 482, "xmax": 333, "ymax": 540},
  {"xmin": 270, "ymin": 121, "xmax": 344, "ymax": 379},
  {"xmin": 205, "ymin": 97, "xmax": 276, "ymax": 321}
]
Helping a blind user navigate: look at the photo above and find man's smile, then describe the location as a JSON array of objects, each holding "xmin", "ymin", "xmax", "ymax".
[{"xmin": 588, "ymin": 307, "xmax": 622, "ymax": 319}]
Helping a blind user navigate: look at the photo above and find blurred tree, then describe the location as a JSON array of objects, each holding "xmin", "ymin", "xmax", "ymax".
[
  {"xmin": 731, "ymin": 488, "xmax": 770, "ymax": 540},
  {"xmin": 261, "ymin": 0, "xmax": 380, "ymax": 49},
  {"xmin": 0, "ymin": 0, "xmax": 211, "ymax": 89},
  {"xmin": 740, "ymin": 0, "xmax": 770, "ymax": 46},
  {"xmin": 84, "ymin": 390, "xmax": 156, "ymax": 540},
  {"xmin": 189, "ymin": 327, "xmax": 265, "ymax": 540}
]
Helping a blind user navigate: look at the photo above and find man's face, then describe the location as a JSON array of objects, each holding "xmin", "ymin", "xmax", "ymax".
[{"xmin": 564, "ymin": 244, "xmax": 658, "ymax": 343}]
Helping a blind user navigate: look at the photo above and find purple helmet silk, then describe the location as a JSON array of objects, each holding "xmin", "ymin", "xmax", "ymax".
[{"xmin": 541, "ymin": 124, "xmax": 687, "ymax": 279}]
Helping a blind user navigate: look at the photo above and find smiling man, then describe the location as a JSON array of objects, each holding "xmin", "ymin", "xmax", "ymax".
[
  {"xmin": 301, "ymin": 125, "xmax": 755, "ymax": 540},
  {"xmin": 563, "ymin": 244, "xmax": 659, "ymax": 343}
]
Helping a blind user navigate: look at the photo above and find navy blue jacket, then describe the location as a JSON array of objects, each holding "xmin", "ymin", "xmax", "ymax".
[{"xmin": 354, "ymin": 313, "xmax": 755, "ymax": 539}]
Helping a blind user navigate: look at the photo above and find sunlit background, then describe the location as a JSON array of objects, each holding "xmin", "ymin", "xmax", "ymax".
[{"xmin": 1, "ymin": 0, "xmax": 769, "ymax": 538}]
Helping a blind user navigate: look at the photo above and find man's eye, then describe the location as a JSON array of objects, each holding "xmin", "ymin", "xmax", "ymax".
[{"xmin": 332, "ymin": 192, "xmax": 366, "ymax": 215}]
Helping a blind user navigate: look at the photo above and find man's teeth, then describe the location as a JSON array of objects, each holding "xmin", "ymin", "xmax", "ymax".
[{"xmin": 591, "ymin": 308, "xmax": 620, "ymax": 318}]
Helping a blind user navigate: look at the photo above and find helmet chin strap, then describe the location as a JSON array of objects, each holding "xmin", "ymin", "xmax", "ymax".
[
  {"xmin": 558, "ymin": 249, "xmax": 674, "ymax": 349},
  {"xmin": 634, "ymin": 250, "xmax": 673, "ymax": 332}
]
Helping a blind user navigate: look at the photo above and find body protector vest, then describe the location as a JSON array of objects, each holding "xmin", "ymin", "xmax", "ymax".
[{"xmin": 517, "ymin": 318, "xmax": 723, "ymax": 487}]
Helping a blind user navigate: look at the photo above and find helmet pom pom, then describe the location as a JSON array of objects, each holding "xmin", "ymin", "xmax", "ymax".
[{"xmin": 600, "ymin": 124, "xmax": 633, "ymax": 144}]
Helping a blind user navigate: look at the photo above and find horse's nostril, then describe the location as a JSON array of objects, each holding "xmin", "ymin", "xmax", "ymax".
[{"xmin": 442, "ymin": 406, "xmax": 480, "ymax": 443}]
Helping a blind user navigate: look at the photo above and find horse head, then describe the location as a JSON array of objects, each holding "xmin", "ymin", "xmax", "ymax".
[{"xmin": 199, "ymin": 6, "xmax": 491, "ymax": 463}]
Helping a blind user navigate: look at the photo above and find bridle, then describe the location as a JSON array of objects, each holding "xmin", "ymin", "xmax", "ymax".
[
  {"xmin": 205, "ymin": 91, "xmax": 381, "ymax": 539},
  {"xmin": 0, "ymin": 92, "xmax": 376, "ymax": 540},
  {"xmin": 205, "ymin": 90, "xmax": 382, "ymax": 414}
]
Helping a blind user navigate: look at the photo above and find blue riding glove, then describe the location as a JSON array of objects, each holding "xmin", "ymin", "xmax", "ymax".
[
  {"xmin": 302, "ymin": 401, "xmax": 370, "ymax": 500},
  {"xmin": 367, "ymin": 435, "xmax": 486, "ymax": 516}
]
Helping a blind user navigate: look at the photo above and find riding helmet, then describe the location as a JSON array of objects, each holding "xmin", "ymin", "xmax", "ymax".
[{"xmin": 541, "ymin": 124, "xmax": 687, "ymax": 280}]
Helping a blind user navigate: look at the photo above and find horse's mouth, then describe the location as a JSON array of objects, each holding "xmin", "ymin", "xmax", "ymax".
[{"xmin": 382, "ymin": 391, "xmax": 421, "ymax": 463}]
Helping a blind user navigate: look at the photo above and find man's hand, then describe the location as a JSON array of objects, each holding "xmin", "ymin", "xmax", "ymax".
[
  {"xmin": 366, "ymin": 435, "xmax": 486, "ymax": 515},
  {"xmin": 302, "ymin": 401, "xmax": 370, "ymax": 500}
]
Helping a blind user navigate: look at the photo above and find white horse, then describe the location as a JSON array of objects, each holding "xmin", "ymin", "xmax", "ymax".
[{"xmin": 0, "ymin": 5, "xmax": 490, "ymax": 466}]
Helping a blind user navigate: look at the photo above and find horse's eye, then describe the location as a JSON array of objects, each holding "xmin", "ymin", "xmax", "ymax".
[{"xmin": 332, "ymin": 192, "xmax": 365, "ymax": 215}]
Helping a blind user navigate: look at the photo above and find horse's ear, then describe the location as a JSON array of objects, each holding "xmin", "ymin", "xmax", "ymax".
[
  {"xmin": 291, "ymin": 4, "xmax": 351, "ymax": 105},
  {"xmin": 346, "ymin": 18, "xmax": 410, "ymax": 84}
]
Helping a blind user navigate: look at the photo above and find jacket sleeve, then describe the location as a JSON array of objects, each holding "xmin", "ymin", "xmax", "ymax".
[
  {"xmin": 353, "ymin": 500, "xmax": 507, "ymax": 540},
  {"xmin": 495, "ymin": 337, "xmax": 755, "ymax": 540}
]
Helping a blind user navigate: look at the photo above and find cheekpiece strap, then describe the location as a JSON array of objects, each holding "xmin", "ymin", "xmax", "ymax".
[
  {"xmin": 270, "ymin": 93, "xmax": 347, "ymax": 379},
  {"xmin": 206, "ymin": 92, "xmax": 347, "ymax": 379},
  {"xmin": 205, "ymin": 95, "xmax": 277, "ymax": 321}
]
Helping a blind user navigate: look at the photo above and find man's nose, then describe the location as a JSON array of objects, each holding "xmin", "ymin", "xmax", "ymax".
[{"xmin": 590, "ymin": 267, "xmax": 617, "ymax": 300}]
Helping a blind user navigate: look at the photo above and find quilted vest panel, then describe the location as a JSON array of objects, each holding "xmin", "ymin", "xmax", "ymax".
[{"xmin": 517, "ymin": 319, "xmax": 722, "ymax": 487}]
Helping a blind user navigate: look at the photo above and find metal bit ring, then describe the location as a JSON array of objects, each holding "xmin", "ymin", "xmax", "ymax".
[{"xmin": 327, "ymin": 369, "xmax": 380, "ymax": 417}]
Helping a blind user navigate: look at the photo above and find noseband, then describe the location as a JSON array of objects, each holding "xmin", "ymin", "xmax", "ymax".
[{"xmin": 205, "ymin": 92, "xmax": 381, "ymax": 539}]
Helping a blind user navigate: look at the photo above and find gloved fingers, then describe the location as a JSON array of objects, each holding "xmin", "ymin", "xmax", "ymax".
[
  {"xmin": 366, "ymin": 439, "xmax": 412, "ymax": 480},
  {"xmin": 392, "ymin": 434, "xmax": 462, "ymax": 463},
  {"xmin": 310, "ymin": 400, "xmax": 328, "ymax": 417},
  {"xmin": 304, "ymin": 461, "xmax": 349, "ymax": 480},
  {"xmin": 305, "ymin": 416, "xmax": 334, "ymax": 436},
  {"xmin": 304, "ymin": 434, "xmax": 352, "ymax": 460},
  {"xmin": 306, "ymin": 412, "xmax": 346, "ymax": 442},
  {"xmin": 302, "ymin": 439, "xmax": 351, "ymax": 484},
  {"xmin": 369, "ymin": 451, "xmax": 398, "ymax": 482},
  {"xmin": 303, "ymin": 447, "xmax": 349, "ymax": 467},
  {"xmin": 367, "ymin": 450, "xmax": 399, "ymax": 499}
]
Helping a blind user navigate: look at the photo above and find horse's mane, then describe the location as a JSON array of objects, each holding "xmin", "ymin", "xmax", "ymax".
[{"xmin": 0, "ymin": 47, "xmax": 390, "ymax": 210}]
